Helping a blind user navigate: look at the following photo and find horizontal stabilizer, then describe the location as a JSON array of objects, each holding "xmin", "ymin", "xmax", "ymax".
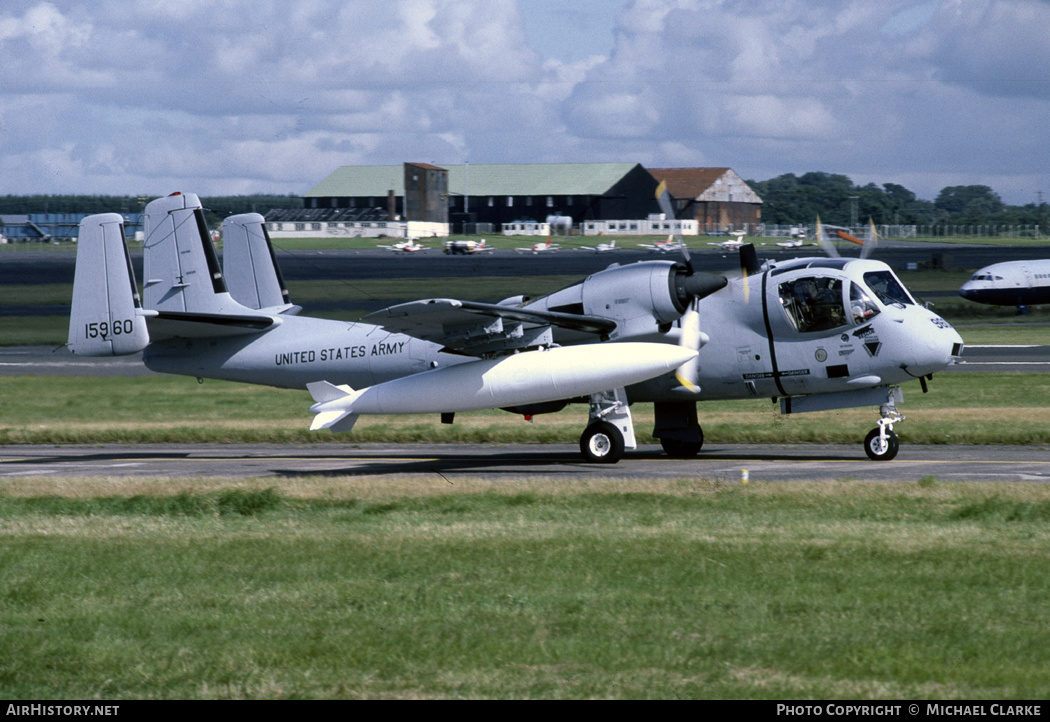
[{"xmin": 146, "ymin": 310, "xmax": 277, "ymax": 340}]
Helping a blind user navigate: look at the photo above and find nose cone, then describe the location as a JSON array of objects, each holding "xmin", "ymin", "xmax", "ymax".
[
  {"xmin": 959, "ymin": 281, "xmax": 980, "ymax": 301},
  {"xmin": 907, "ymin": 309, "xmax": 964, "ymax": 375}
]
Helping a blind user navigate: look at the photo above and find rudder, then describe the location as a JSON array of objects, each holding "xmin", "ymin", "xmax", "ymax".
[
  {"xmin": 141, "ymin": 192, "xmax": 252, "ymax": 316},
  {"xmin": 222, "ymin": 213, "xmax": 294, "ymax": 311},
  {"xmin": 68, "ymin": 213, "xmax": 150, "ymax": 356}
]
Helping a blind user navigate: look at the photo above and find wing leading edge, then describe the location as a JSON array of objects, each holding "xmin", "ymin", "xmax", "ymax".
[{"xmin": 364, "ymin": 299, "xmax": 617, "ymax": 356}]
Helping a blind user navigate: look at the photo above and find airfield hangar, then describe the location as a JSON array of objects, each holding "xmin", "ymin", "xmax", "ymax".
[{"xmin": 285, "ymin": 162, "xmax": 762, "ymax": 234}]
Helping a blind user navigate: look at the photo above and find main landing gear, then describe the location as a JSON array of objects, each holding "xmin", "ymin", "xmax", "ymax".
[
  {"xmin": 864, "ymin": 400, "xmax": 905, "ymax": 461},
  {"xmin": 579, "ymin": 388, "xmax": 635, "ymax": 463}
]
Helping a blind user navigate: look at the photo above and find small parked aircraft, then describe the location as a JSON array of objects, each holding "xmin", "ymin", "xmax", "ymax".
[
  {"xmin": 775, "ymin": 227, "xmax": 809, "ymax": 248},
  {"xmin": 378, "ymin": 239, "xmax": 426, "ymax": 253},
  {"xmin": 516, "ymin": 237, "xmax": 560, "ymax": 254},
  {"xmin": 578, "ymin": 239, "xmax": 617, "ymax": 253},
  {"xmin": 638, "ymin": 235, "xmax": 688, "ymax": 253},
  {"xmin": 708, "ymin": 231, "xmax": 748, "ymax": 250},
  {"xmin": 959, "ymin": 259, "xmax": 1050, "ymax": 313},
  {"xmin": 443, "ymin": 238, "xmax": 492, "ymax": 255},
  {"xmin": 69, "ymin": 192, "xmax": 963, "ymax": 462}
]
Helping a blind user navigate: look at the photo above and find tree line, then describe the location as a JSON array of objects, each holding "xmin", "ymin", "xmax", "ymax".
[
  {"xmin": 2, "ymin": 176, "xmax": 1048, "ymax": 230},
  {"xmin": 746, "ymin": 172, "xmax": 1049, "ymax": 229}
]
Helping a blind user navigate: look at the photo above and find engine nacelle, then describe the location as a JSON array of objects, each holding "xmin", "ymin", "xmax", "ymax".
[{"xmin": 525, "ymin": 261, "xmax": 726, "ymax": 341}]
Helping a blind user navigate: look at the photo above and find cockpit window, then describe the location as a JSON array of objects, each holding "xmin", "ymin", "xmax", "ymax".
[
  {"xmin": 863, "ymin": 270, "xmax": 914, "ymax": 306},
  {"xmin": 779, "ymin": 276, "xmax": 847, "ymax": 333},
  {"xmin": 850, "ymin": 282, "xmax": 880, "ymax": 324}
]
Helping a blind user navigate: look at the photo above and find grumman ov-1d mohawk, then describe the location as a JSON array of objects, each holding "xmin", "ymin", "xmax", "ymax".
[{"xmin": 69, "ymin": 192, "xmax": 963, "ymax": 463}]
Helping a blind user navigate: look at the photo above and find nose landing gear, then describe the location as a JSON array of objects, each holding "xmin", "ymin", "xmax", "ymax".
[{"xmin": 864, "ymin": 402, "xmax": 904, "ymax": 461}]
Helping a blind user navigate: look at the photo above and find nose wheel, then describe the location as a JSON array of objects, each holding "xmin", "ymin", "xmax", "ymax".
[
  {"xmin": 863, "ymin": 403, "xmax": 904, "ymax": 461},
  {"xmin": 864, "ymin": 427, "xmax": 899, "ymax": 460}
]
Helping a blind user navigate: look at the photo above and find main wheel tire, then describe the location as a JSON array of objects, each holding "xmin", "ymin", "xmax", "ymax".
[
  {"xmin": 863, "ymin": 428, "xmax": 899, "ymax": 461},
  {"xmin": 580, "ymin": 422, "xmax": 625, "ymax": 464},
  {"xmin": 660, "ymin": 431, "xmax": 704, "ymax": 459}
]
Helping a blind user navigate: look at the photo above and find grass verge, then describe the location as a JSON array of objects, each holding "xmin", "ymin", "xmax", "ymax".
[
  {"xmin": 0, "ymin": 372, "xmax": 1048, "ymax": 446},
  {"xmin": 1, "ymin": 478, "xmax": 1047, "ymax": 699}
]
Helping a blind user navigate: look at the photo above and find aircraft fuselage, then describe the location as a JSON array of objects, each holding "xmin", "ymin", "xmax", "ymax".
[{"xmin": 959, "ymin": 259, "xmax": 1050, "ymax": 307}]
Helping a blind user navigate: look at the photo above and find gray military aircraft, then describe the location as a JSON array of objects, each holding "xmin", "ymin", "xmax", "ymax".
[{"xmin": 68, "ymin": 192, "xmax": 963, "ymax": 463}]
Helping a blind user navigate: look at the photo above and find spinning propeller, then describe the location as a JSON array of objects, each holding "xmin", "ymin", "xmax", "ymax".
[
  {"xmin": 654, "ymin": 180, "xmax": 726, "ymax": 392},
  {"xmin": 816, "ymin": 216, "xmax": 878, "ymax": 259}
]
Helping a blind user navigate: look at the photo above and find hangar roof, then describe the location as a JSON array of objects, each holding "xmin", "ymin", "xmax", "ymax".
[
  {"xmin": 648, "ymin": 167, "xmax": 763, "ymax": 204},
  {"xmin": 305, "ymin": 163, "xmax": 645, "ymax": 198}
]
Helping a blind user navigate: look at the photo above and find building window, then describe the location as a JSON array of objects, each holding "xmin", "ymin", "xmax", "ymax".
[
  {"xmin": 488, "ymin": 197, "xmax": 494, "ymax": 207},
  {"xmin": 507, "ymin": 197, "xmax": 514, "ymax": 207}
]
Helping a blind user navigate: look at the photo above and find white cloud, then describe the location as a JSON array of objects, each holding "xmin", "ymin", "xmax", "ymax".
[{"xmin": 0, "ymin": 0, "xmax": 1047, "ymax": 204}]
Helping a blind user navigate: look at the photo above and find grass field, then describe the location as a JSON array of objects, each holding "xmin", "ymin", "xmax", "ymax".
[
  {"xmin": 0, "ymin": 372, "xmax": 1048, "ymax": 446},
  {"xmin": 1, "ymin": 478, "xmax": 1048, "ymax": 699},
  {"xmin": 3, "ymin": 238, "xmax": 1049, "ymax": 699}
]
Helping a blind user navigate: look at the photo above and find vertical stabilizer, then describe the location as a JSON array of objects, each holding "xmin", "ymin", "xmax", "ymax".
[
  {"xmin": 68, "ymin": 213, "xmax": 150, "ymax": 356},
  {"xmin": 222, "ymin": 213, "xmax": 293, "ymax": 310},
  {"xmin": 141, "ymin": 192, "xmax": 254, "ymax": 316}
]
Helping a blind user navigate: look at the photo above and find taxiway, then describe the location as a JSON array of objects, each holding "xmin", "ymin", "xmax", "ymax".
[{"xmin": 1, "ymin": 442, "xmax": 1048, "ymax": 483}]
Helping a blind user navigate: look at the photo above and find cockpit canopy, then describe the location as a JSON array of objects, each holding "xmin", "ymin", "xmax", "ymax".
[{"xmin": 777, "ymin": 268, "xmax": 915, "ymax": 334}]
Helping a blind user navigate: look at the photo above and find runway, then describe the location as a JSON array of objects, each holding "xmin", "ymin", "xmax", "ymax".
[{"xmin": 1, "ymin": 442, "xmax": 1048, "ymax": 483}]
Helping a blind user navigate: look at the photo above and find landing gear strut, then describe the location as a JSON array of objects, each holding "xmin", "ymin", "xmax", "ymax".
[
  {"xmin": 579, "ymin": 388, "xmax": 634, "ymax": 464},
  {"xmin": 864, "ymin": 400, "xmax": 904, "ymax": 461},
  {"xmin": 653, "ymin": 401, "xmax": 704, "ymax": 458}
]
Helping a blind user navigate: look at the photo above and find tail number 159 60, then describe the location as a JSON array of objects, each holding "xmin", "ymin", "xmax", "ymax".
[{"xmin": 85, "ymin": 319, "xmax": 134, "ymax": 339}]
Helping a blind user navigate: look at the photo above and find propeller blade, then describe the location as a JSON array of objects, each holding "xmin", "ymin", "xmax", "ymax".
[
  {"xmin": 861, "ymin": 217, "xmax": 878, "ymax": 259},
  {"xmin": 816, "ymin": 215, "xmax": 840, "ymax": 258},
  {"xmin": 655, "ymin": 180, "xmax": 674, "ymax": 218},
  {"xmin": 739, "ymin": 243, "xmax": 760, "ymax": 304},
  {"xmin": 675, "ymin": 300, "xmax": 701, "ymax": 392},
  {"xmin": 655, "ymin": 179, "xmax": 692, "ymax": 271}
]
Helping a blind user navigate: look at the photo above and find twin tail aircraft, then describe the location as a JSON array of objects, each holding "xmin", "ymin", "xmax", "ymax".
[{"xmin": 69, "ymin": 192, "xmax": 963, "ymax": 462}]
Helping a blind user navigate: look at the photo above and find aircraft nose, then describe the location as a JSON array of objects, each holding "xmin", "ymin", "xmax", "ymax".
[{"xmin": 906, "ymin": 312, "xmax": 963, "ymax": 375}]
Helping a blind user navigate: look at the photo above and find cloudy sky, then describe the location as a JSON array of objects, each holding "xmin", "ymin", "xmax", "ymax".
[{"xmin": 2, "ymin": 0, "xmax": 1048, "ymax": 204}]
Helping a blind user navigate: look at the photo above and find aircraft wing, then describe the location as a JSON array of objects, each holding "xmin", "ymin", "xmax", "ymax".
[{"xmin": 364, "ymin": 298, "xmax": 616, "ymax": 355}]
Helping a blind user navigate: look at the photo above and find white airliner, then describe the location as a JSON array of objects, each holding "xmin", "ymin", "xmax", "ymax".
[{"xmin": 959, "ymin": 259, "xmax": 1050, "ymax": 312}]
